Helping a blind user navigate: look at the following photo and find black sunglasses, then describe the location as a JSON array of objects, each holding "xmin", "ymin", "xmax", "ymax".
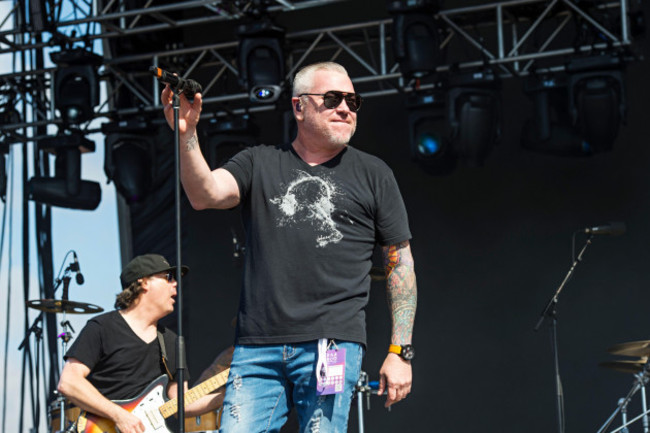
[
  {"xmin": 298, "ymin": 91, "xmax": 363, "ymax": 112},
  {"xmin": 152, "ymin": 271, "xmax": 175, "ymax": 283}
]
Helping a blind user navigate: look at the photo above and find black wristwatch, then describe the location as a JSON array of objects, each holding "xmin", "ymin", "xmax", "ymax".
[{"xmin": 389, "ymin": 344, "xmax": 414, "ymax": 361}]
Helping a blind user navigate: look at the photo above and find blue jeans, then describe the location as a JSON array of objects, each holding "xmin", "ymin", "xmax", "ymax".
[{"xmin": 219, "ymin": 341, "xmax": 364, "ymax": 433}]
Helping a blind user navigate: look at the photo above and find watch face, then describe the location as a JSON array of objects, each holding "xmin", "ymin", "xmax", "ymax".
[{"xmin": 401, "ymin": 345, "xmax": 414, "ymax": 360}]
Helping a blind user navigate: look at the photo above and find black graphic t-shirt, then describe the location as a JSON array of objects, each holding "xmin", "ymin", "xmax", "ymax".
[
  {"xmin": 223, "ymin": 143, "xmax": 411, "ymax": 346},
  {"xmin": 64, "ymin": 310, "xmax": 179, "ymax": 401}
]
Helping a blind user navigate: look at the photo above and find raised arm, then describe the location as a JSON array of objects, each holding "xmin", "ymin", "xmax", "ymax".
[
  {"xmin": 57, "ymin": 359, "xmax": 145, "ymax": 433},
  {"xmin": 377, "ymin": 240, "xmax": 417, "ymax": 407},
  {"xmin": 161, "ymin": 85, "xmax": 240, "ymax": 210}
]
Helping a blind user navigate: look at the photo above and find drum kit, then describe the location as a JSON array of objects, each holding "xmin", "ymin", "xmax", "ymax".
[
  {"xmin": 185, "ymin": 408, "xmax": 222, "ymax": 433},
  {"xmin": 597, "ymin": 340, "xmax": 650, "ymax": 433}
]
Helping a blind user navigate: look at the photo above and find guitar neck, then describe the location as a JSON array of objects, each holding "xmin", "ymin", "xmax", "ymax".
[{"xmin": 159, "ymin": 368, "xmax": 230, "ymax": 419}]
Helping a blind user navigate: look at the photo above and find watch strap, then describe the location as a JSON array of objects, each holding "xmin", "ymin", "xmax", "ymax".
[{"xmin": 388, "ymin": 344, "xmax": 402, "ymax": 356}]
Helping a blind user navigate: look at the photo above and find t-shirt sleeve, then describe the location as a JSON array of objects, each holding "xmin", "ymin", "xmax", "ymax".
[
  {"xmin": 375, "ymin": 169, "xmax": 411, "ymax": 246},
  {"xmin": 64, "ymin": 319, "xmax": 104, "ymax": 370},
  {"xmin": 221, "ymin": 147, "xmax": 255, "ymax": 204}
]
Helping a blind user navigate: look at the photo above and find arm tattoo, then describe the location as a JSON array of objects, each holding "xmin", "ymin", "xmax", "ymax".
[
  {"xmin": 185, "ymin": 135, "xmax": 198, "ymax": 152},
  {"xmin": 382, "ymin": 241, "xmax": 417, "ymax": 344}
]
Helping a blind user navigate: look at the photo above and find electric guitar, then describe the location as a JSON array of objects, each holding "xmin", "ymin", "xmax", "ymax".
[{"xmin": 75, "ymin": 368, "xmax": 230, "ymax": 433}]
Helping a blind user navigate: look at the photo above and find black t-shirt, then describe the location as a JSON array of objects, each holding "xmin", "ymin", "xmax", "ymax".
[
  {"xmin": 64, "ymin": 310, "xmax": 180, "ymax": 401},
  {"xmin": 222, "ymin": 143, "xmax": 411, "ymax": 346}
]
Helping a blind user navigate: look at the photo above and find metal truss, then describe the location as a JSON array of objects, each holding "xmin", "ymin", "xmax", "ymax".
[
  {"xmin": 0, "ymin": 0, "xmax": 639, "ymax": 139},
  {"xmin": 0, "ymin": 0, "xmax": 348, "ymax": 55}
]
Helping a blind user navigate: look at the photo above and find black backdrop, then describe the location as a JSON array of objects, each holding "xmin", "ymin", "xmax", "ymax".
[{"xmin": 144, "ymin": 4, "xmax": 650, "ymax": 433}]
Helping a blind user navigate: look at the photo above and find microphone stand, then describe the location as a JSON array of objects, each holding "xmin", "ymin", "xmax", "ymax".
[
  {"xmin": 596, "ymin": 365, "xmax": 649, "ymax": 433},
  {"xmin": 18, "ymin": 313, "xmax": 43, "ymax": 352},
  {"xmin": 534, "ymin": 233, "xmax": 594, "ymax": 433},
  {"xmin": 172, "ymin": 87, "xmax": 186, "ymax": 433},
  {"xmin": 17, "ymin": 311, "xmax": 44, "ymax": 424},
  {"xmin": 355, "ymin": 371, "xmax": 384, "ymax": 433}
]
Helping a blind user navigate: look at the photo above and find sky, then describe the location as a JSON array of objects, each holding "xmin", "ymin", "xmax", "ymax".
[{"xmin": 0, "ymin": 1, "xmax": 121, "ymax": 431}]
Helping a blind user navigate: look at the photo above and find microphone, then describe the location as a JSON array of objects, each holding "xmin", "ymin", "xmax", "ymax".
[
  {"xmin": 72, "ymin": 252, "xmax": 85, "ymax": 285},
  {"xmin": 149, "ymin": 66, "xmax": 202, "ymax": 99},
  {"xmin": 584, "ymin": 221, "xmax": 626, "ymax": 236}
]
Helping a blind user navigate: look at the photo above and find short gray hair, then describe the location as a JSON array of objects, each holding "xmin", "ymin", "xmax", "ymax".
[{"xmin": 292, "ymin": 62, "xmax": 349, "ymax": 97}]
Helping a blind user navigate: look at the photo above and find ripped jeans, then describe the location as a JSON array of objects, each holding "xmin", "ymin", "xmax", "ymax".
[{"xmin": 219, "ymin": 341, "xmax": 364, "ymax": 433}]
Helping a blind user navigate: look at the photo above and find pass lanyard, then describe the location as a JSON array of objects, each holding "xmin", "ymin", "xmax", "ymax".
[{"xmin": 316, "ymin": 338, "xmax": 346, "ymax": 395}]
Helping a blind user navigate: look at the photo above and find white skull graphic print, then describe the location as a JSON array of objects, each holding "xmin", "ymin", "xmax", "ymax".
[{"xmin": 270, "ymin": 170, "xmax": 345, "ymax": 248}]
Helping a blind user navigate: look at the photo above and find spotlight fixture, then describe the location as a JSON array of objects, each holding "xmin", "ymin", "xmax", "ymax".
[
  {"xmin": 203, "ymin": 115, "xmax": 258, "ymax": 169},
  {"xmin": 237, "ymin": 21, "xmax": 285, "ymax": 103},
  {"xmin": 447, "ymin": 69, "xmax": 501, "ymax": 166},
  {"xmin": 102, "ymin": 118, "xmax": 155, "ymax": 204},
  {"xmin": 50, "ymin": 48, "xmax": 102, "ymax": 124},
  {"xmin": 28, "ymin": 132, "xmax": 101, "ymax": 210},
  {"xmin": 406, "ymin": 91, "xmax": 456, "ymax": 175},
  {"xmin": 388, "ymin": 0, "xmax": 442, "ymax": 79},
  {"xmin": 567, "ymin": 54, "xmax": 626, "ymax": 154},
  {"xmin": 521, "ymin": 74, "xmax": 588, "ymax": 156}
]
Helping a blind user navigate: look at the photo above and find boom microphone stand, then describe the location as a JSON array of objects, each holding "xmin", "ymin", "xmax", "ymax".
[{"xmin": 534, "ymin": 233, "xmax": 594, "ymax": 433}]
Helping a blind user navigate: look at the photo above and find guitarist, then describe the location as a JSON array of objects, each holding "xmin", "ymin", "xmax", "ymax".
[{"xmin": 57, "ymin": 254, "xmax": 224, "ymax": 433}]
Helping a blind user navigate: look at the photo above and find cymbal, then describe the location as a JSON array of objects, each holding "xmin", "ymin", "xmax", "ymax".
[
  {"xmin": 599, "ymin": 359, "xmax": 649, "ymax": 374},
  {"xmin": 607, "ymin": 340, "xmax": 650, "ymax": 357},
  {"xmin": 369, "ymin": 266, "xmax": 385, "ymax": 282},
  {"xmin": 27, "ymin": 299, "xmax": 104, "ymax": 314}
]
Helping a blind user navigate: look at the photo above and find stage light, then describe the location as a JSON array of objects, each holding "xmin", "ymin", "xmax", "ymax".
[
  {"xmin": 407, "ymin": 91, "xmax": 456, "ymax": 175},
  {"xmin": 388, "ymin": 0, "xmax": 442, "ymax": 79},
  {"xmin": 521, "ymin": 74, "xmax": 588, "ymax": 156},
  {"xmin": 418, "ymin": 134, "xmax": 443, "ymax": 155},
  {"xmin": 447, "ymin": 69, "xmax": 501, "ymax": 166},
  {"xmin": 50, "ymin": 49, "xmax": 102, "ymax": 124},
  {"xmin": 203, "ymin": 115, "xmax": 258, "ymax": 169},
  {"xmin": 28, "ymin": 133, "xmax": 101, "ymax": 210},
  {"xmin": 567, "ymin": 54, "xmax": 625, "ymax": 154},
  {"xmin": 237, "ymin": 21, "xmax": 285, "ymax": 104},
  {"xmin": 102, "ymin": 118, "xmax": 155, "ymax": 204}
]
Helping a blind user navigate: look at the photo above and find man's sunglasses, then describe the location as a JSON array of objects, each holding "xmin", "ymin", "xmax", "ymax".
[
  {"xmin": 152, "ymin": 271, "xmax": 175, "ymax": 283},
  {"xmin": 298, "ymin": 91, "xmax": 363, "ymax": 112}
]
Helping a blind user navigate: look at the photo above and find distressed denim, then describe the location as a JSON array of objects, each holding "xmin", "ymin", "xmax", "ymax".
[{"xmin": 219, "ymin": 341, "xmax": 364, "ymax": 433}]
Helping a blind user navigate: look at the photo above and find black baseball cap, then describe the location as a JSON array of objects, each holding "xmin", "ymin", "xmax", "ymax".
[{"xmin": 120, "ymin": 254, "xmax": 189, "ymax": 289}]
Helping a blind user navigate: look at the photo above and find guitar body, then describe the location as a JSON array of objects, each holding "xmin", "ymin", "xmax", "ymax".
[
  {"xmin": 78, "ymin": 375, "xmax": 171, "ymax": 433},
  {"xmin": 75, "ymin": 368, "xmax": 230, "ymax": 433}
]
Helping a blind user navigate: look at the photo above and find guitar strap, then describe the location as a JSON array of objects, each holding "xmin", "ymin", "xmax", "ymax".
[{"xmin": 157, "ymin": 330, "xmax": 175, "ymax": 381}]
